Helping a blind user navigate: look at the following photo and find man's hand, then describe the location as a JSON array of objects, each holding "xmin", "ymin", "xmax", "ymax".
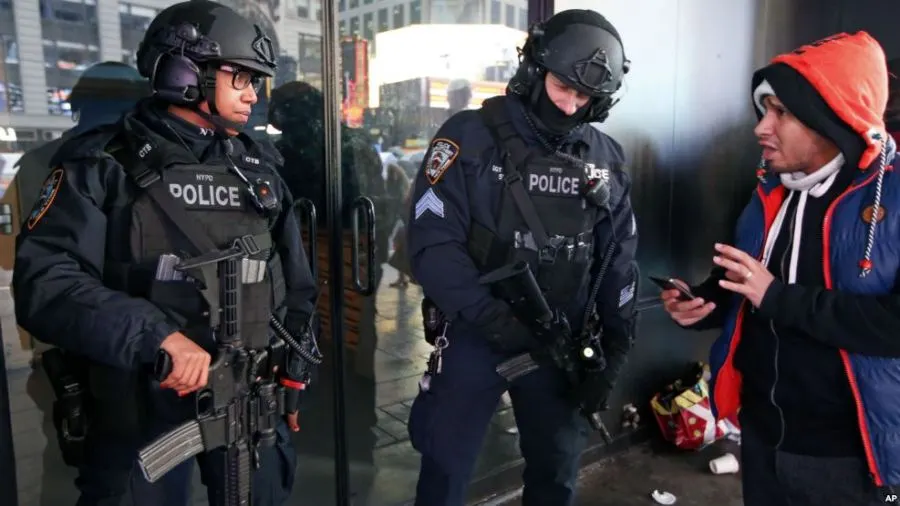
[
  {"xmin": 159, "ymin": 331, "xmax": 211, "ymax": 396},
  {"xmin": 713, "ymin": 243, "xmax": 775, "ymax": 308},
  {"xmin": 661, "ymin": 283, "xmax": 716, "ymax": 326},
  {"xmin": 285, "ymin": 411, "xmax": 299, "ymax": 432}
]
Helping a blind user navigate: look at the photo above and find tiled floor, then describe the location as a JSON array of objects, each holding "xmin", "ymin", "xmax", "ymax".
[{"xmin": 3, "ymin": 265, "xmax": 525, "ymax": 506}]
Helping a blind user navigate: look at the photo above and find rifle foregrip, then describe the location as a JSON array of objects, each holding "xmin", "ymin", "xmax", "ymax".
[{"xmin": 137, "ymin": 420, "xmax": 205, "ymax": 483}]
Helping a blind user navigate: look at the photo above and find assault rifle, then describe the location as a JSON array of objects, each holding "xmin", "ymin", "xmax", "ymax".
[
  {"xmin": 136, "ymin": 246, "xmax": 322, "ymax": 506},
  {"xmin": 483, "ymin": 259, "xmax": 614, "ymax": 442}
]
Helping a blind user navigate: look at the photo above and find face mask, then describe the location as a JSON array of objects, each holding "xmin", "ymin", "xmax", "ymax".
[{"xmin": 532, "ymin": 83, "xmax": 590, "ymax": 136}]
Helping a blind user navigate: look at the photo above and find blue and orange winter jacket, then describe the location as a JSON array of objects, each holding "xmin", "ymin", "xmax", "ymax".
[{"xmin": 708, "ymin": 32, "xmax": 900, "ymax": 486}]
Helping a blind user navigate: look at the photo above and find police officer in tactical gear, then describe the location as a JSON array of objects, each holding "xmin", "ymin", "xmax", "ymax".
[
  {"xmin": 406, "ymin": 10, "xmax": 639, "ymax": 505},
  {"xmin": 12, "ymin": 2, "xmax": 317, "ymax": 505}
]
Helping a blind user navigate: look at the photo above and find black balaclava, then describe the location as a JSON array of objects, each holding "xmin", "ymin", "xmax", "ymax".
[{"xmin": 532, "ymin": 81, "xmax": 591, "ymax": 135}]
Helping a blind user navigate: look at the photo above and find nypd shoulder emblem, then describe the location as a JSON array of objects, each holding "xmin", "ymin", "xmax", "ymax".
[
  {"xmin": 424, "ymin": 138, "xmax": 460, "ymax": 185},
  {"xmin": 27, "ymin": 167, "xmax": 65, "ymax": 230}
]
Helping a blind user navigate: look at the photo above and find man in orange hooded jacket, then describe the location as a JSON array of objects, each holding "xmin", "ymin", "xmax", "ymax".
[{"xmin": 663, "ymin": 33, "xmax": 899, "ymax": 505}]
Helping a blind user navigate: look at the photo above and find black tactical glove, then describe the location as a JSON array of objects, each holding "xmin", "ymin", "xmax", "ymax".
[
  {"xmin": 279, "ymin": 312, "xmax": 321, "ymax": 414},
  {"xmin": 576, "ymin": 326, "xmax": 635, "ymax": 415},
  {"xmin": 479, "ymin": 301, "xmax": 542, "ymax": 354},
  {"xmin": 534, "ymin": 309, "xmax": 573, "ymax": 359}
]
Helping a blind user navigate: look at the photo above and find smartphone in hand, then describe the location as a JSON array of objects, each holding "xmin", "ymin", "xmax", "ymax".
[{"xmin": 648, "ymin": 275, "xmax": 695, "ymax": 301}]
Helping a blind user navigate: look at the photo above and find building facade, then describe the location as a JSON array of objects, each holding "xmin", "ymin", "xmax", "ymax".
[{"xmin": 0, "ymin": 0, "xmax": 524, "ymax": 151}]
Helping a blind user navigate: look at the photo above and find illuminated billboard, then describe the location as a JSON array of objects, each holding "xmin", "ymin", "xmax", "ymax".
[{"xmin": 369, "ymin": 24, "xmax": 526, "ymax": 107}]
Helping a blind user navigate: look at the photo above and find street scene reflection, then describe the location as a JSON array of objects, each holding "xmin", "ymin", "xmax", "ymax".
[{"xmin": 1, "ymin": 0, "xmax": 530, "ymax": 504}]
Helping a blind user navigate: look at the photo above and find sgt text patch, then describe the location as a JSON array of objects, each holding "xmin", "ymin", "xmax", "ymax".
[
  {"xmin": 27, "ymin": 168, "xmax": 64, "ymax": 230},
  {"xmin": 425, "ymin": 138, "xmax": 460, "ymax": 185}
]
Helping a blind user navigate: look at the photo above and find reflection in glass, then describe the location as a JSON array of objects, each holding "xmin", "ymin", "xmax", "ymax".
[
  {"xmin": 0, "ymin": 12, "xmax": 23, "ymax": 113},
  {"xmin": 1, "ymin": 0, "xmax": 539, "ymax": 503},
  {"xmin": 409, "ymin": 0, "xmax": 422, "ymax": 24},
  {"xmin": 119, "ymin": 3, "xmax": 158, "ymax": 66}
]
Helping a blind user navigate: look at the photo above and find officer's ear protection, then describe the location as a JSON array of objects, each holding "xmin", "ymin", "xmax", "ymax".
[
  {"xmin": 140, "ymin": 23, "xmax": 220, "ymax": 107},
  {"xmin": 508, "ymin": 23, "xmax": 547, "ymax": 96}
]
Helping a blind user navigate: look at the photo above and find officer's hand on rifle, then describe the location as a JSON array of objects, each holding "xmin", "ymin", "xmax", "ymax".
[
  {"xmin": 158, "ymin": 331, "xmax": 212, "ymax": 396},
  {"xmin": 483, "ymin": 310, "xmax": 541, "ymax": 355},
  {"xmin": 540, "ymin": 309, "xmax": 571, "ymax": 339}
]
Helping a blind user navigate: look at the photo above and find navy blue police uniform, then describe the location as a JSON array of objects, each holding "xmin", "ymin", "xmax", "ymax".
[
  {"xmin": 13, "ymin": 2, "xmax": 318, "ymax": 504},
  {"xmin": 406, "ymin": 93, "xmax": 639, "ymax": 505},
  {"xmin": 406, "ymin": 9, "xmax": 638, "ymax": 505},
  {"xmin": 13, "ymin": 95, "xmax": 313, "ymax": 506}
]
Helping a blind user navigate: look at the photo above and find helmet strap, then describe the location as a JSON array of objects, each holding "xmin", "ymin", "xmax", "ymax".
[{"xmin": 197, "ymin": 65, "xmax": 246, "ymax": 135}]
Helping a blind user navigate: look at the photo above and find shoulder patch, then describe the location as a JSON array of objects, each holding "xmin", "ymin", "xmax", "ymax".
[
  {"xmin": 424, "ymin": 138, "xmax": 460, "ymax": 185},
  {"xmin": 27, "ymin": 167, "xmax": 65, "ymax": 230}
]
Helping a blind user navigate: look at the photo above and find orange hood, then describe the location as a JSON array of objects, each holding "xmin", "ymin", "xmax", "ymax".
[{"xmin": 770, "ymin": 32, "xmax": 889, "ymax": 169}]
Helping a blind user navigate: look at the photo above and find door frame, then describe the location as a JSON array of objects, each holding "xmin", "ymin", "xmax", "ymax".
[
  {"xmin": 0, "ymin": 327, "xmax": 19, "ymax": 506},
  {"xmin": 318, "ymin": 0, "xmax": 555, "ymax": 504}
]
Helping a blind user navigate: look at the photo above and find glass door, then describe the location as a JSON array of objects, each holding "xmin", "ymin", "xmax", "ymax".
[{"xmin": 0, "ymin": 0, "xmax": 548, "ymax": 504}]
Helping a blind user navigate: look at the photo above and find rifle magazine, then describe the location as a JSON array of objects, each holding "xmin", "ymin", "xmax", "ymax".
[{"xmin": 137, "ymin": 420, "xmax": 205, "ymax": 483}]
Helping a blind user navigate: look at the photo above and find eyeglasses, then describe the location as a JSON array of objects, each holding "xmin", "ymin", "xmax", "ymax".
[{"xmin": 219, "ymin": 64, "xmax": 264, "ymax": 93}]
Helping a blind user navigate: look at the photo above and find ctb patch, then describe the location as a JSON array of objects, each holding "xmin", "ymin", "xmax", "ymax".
[
  {"xmin": 425, "ymin": 138, "xmax": 460, "ymax": 185},
  {"xmin": 27, "ymin": 168, "xmax": 64, "ymax": 230}
]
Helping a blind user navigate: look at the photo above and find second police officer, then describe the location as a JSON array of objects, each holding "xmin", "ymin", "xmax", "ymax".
[
  {"xmin": 406, "ymin": 9, "xmax": 640, "ymax": 506},
  {"xmin": 12, "ymin": 1, "xmax": 318, "ymax": 505}
]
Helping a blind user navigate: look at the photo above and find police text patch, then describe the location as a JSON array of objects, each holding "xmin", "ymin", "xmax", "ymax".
[
  {"xmin": 27, "ymin": 168, "xmax": 64, "ymax": 230},
  {"xmin": 166, "ymin": 172, "xmax": 245, "ymax": 211},
  {"xmin": 425, "ymin": 138, "xmax": 460, "ymax": 185},
  {"xmin": 527, "ymin": 166, "xmax": 581, "ymax": 197}
]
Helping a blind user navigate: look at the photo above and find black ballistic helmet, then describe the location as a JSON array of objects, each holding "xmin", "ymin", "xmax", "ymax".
[
  {"xmin": 136, "ymin": 0, "xmax": 277, "ymax": 130},
  {"xmin": 509, "ymin": 9, "xmax": 630, "ymax": 122}
]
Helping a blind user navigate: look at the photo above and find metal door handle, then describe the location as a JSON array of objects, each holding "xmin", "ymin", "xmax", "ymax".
[
  {"xmin": 350, "ymin": 196, "xmax": 376, "ymax": 295},
  {"xmin": 292, "ymin": 198, "xmax": 318, "ymax": 280}
]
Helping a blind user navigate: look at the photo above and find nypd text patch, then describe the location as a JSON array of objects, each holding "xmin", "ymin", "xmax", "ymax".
[
  {"xmin": 414, "ymin": 188, "xmax": 445, "ymax": 220},
  {"xmin": 424, "ymin": 138, "xmax": 460, "ymax": 185},
  {"xmin": 27, "ymin": 168, "xmax": 65, "ymax": 230}
]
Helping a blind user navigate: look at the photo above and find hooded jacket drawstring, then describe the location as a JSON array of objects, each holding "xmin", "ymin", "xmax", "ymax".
[{"xmin": 859, "ymin": 134, "xmax": 890, "ymax": 277}]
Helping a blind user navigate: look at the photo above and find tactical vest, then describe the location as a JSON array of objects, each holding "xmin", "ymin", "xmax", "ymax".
[
  {"xmin": 104, "ymin": 116, "xmax": 286, "ymax": 351},
  {"xmin": 469, "ymin": 97, "xmax": 604, "ymax": 310}
]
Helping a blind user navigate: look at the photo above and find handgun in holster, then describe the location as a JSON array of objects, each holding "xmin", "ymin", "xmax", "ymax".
[{"xmin": 41, "ymin": 348, "xmax": 90, "ymax": 467}]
